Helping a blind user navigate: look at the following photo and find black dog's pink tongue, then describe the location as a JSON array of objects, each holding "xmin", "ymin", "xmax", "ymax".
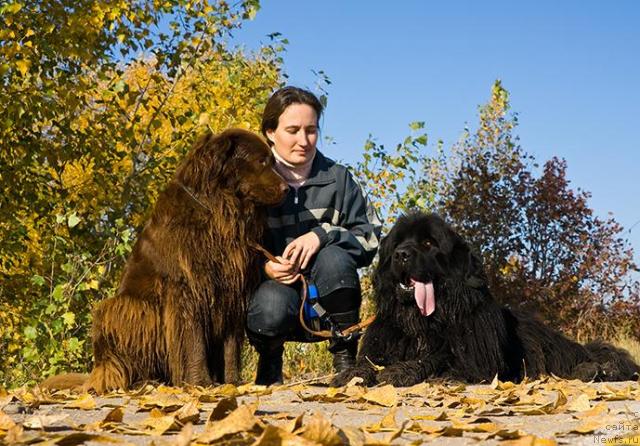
[{"xmin": 411, "ymin": 279, "xmax": 435, "ymax": 316}]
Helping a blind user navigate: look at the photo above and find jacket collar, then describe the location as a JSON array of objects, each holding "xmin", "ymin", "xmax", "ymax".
[{"xmin": 302, "ymin": 150, "xmax": 336, "ymax": 187}]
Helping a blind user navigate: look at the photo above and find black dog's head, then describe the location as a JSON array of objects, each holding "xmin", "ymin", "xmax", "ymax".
[{"xmin": 374, "ymin": 212, "xmax": 486, "ymax": 316}]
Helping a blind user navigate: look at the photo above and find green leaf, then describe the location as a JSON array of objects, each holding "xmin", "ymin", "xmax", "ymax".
[
  {"xmin": 2, "ymin": 3, "xmax": 23, "ymax": 14},
  {"xmin": 67, "ymin": 212, "xmax": 81, "ymax": 228},
  {"xmin": 113, "ymin": 80, "xmax": 125, "ymax": 93},
  {"xmin": 24, "ymin": 326, "xmax": 37, "ymax": 340},
  {"xmin": 45, "ymin": 303, "xmax": 56, "ymax": 315},
  {"xmin": 67, "ymin": 337, "xmax": 81, "ymax": 352},
  {"xmin": 31, "ymin": 275, "xmax": 46, "ymax": 286},
  {"xmin": 62, "ymin": 312, "xmax": 76, "ymax": 328},
  {"xmin": 52, "ymin": 284, "xmax": 65, "ymax": 301}
]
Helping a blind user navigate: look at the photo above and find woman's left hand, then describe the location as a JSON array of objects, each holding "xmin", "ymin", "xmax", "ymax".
[{"xmin": 283, "ymin": 231, "xmax": 321, "ymax": 270}]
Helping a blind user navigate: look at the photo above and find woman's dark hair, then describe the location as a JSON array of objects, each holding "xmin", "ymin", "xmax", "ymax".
[{"xmin": 261, "ymin": 86, "xmax": 323, "ymax": 144}]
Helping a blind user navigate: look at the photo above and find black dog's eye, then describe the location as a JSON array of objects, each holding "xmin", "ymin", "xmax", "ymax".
[{"xmin": 422, "ymin": 240, "xmax": 433, "ymax": 249}]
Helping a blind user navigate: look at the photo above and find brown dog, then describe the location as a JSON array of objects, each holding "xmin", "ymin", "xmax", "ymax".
[{"xmin": 43, "ymin": 129, "xmax": 287, "ymax": 393}]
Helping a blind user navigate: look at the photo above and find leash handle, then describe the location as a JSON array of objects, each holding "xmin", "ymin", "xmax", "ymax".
[{"xmin": 250, "ymin": 242, "xmax": 280, "ymax": 264}]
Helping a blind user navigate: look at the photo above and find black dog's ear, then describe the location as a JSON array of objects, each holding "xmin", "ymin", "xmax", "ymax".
[
  {"xmin": 451, "ymin": 236, "xmax": 487, "ymax": 289},
  {"xmin": 375, "ymin": 233, "xmax": 393, "ymax": 274}
]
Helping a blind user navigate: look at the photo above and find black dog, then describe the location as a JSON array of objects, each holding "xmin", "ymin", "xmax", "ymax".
[{"xmin": 332, "ymin": 212, "xmax": 640, "ymax": 387}]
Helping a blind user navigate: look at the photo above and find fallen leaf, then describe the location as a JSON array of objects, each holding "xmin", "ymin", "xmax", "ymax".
[
  {"xmin": 253, "ymin": 424, "xmax": 320, "ymax": 446},
  {"xmin": 566, "ymin": 419, "xmax": 607, "ymax": 434},
  {"xmin": 411, "ymin": 411, "xmax": 449, "ymax": 422},
  {"xmin": 379, "ymin": 406, "xmax": 398, "ymax": 429},
  {"xmin": 138, "ymin": 392, "xmax": 185, "ymax": 411},
  {"xmin": 138, "ymin": 408, "xmax": 179, "ymax": 435},
  {"xmin": 385, "ymin": 419, "xmax": 408, "ymax": 443},
  {"xmin": 567, "ymin": 393, "xmax": 592, "ymax": 412},
  {"xmin": 436, "ymin": 425, "xmax": 464, "ymax": 437},
  {"xmin": 574, "ymin": 402, "xmax": 609, "ymax": 419},
  {"xmin": 325, "ymin": 387, "xmax": 348, "ymax": 399},
  {"xmin": 237, "ymin": 383, "xmax": 272, "ymax": 396},
  {"xmin": 208, "ymin": 396, "xmax": 238, "ymax": 422},
  {"xmin": 198, "ymin": 403, "xmax": 258, "ymax": 443},
  {"xmin": 301, "ymin": 413, "xmax": 343, "ymax": 446},
  {"xmin": 22, "ymin": 413, "xmax": 69, "ymax": 429},
  {"xmin": 366, "ymin": 407, "xmax": 399, "ymax": 433},
  {"xmin": 362, "ymin": 385, "xmax": 398, "ymax": 407},
  {"xmin": 451, "ymin": 419, "xmax": 502, "ymax": 433},
  {"xmin": 212, "ymin": 383, "xmax": 239, "ymax": 397},
  {"xmin": 173, "ymin": 422, "xmax": 194, "ymax": 446},
  {"xmin": 501, "ymin": 434, "xmax": 557, "ymax": 445},
  {"xmin": 403, "ymin": 382, "xmax": 430, "ymax": 396},
  {"xmin": 0, "ymin": 409, "xmax": 16, "ymax": 430},
  {"xmin": 102, "ymin": 406, "xmax": 124, "ymax": 423},
  {"xmin": 64, "ymin": 393, "xmax": 97, "ymax": 410},
  {"xmin": 339, "ymin": 426, "xmax": 367, "ymax": 446},
  {"xmin": 47, "ymin": 432, "xmax": 123, "ymax": 445},
  {"xmin": 4, "ymin": 424, "xmax": 27, "ymax": 444},
  {"xmin": 0, "ymin": 388, "xmax": 15, "ymax": 408},
  {"xmin": 486, "ymin": 428, "xmax": 526, "ymax": 440},
  {"xmin": 173, "ymin": 399, "xmax": 200, "ymax": 424},
  {"xmin": 284, "ymin": 413, "xmax": 304, "ymax": 433}
]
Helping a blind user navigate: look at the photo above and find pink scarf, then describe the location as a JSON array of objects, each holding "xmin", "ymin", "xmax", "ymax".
[{"xmin": 272, "ymin": 149, "xmax": 315, "ymax": 190}]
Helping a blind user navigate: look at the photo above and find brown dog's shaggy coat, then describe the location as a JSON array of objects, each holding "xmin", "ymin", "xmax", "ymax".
[{"xmin": 43, "ymin": 129, "xmax": 287, "ymax": 393}]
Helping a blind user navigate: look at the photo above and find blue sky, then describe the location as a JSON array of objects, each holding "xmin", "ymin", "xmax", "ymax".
[{"xmin": 233, "ymin": 0, "xmax": 640, "ymax": 262}]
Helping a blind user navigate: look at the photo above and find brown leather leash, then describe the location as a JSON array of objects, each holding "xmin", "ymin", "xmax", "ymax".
[
  {"xmin": 250, "ymin": 242, "xmax": 376, "ymax": 339},
  {"xmin": 176, "ymin": 180, "xmax": 375, "ymax": 339}
]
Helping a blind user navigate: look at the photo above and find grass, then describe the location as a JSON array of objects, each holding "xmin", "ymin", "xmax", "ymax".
[
  {"xmin": 241, "ymin": 339, "xmax": 333, "ymax": 384},
  {"xmin": 614, "ymin": 333, "xmax": 640, "ymax": 365}
]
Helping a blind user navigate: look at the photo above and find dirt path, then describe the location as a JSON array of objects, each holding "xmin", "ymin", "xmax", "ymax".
[{"xmin": 1, "ymin": 378, "xmax": 640, "ymax": 445}]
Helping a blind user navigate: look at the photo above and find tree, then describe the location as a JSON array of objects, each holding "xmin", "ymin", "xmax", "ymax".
[
  {"xmin": 0, "ymin": 0, "xmax": 283, "ymax": 385},
  {"xmin": 428, "ymin": 81, "xmax": 640, "ymax": 340}
]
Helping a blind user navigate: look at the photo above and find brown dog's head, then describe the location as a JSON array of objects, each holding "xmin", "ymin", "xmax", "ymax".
[{"xmin": 176, "ymin": 128, "xmax": 288, "ymax": 206}]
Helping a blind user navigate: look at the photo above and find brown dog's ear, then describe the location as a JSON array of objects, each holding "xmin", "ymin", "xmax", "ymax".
[
  {"xmin": 451, "ymin": 237, "xmax": 487, "ymax": 289},
  {"xmin": 176, "ymin": 131, "xmax": 235, "ymax": 191}
]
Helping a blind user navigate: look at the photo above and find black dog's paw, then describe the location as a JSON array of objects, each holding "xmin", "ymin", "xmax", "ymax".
[
  {"xmin": 331, "ymin": 366, "xmax": 376, "ymax": 387},
  {"xmin": 376, "ymin": 365, "xmax": 424, "ymax": 387}
]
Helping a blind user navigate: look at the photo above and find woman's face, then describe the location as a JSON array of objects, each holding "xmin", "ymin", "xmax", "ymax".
[{"xmin": 266, "ymin": 103, "xmax": 318, "ymax": 166}]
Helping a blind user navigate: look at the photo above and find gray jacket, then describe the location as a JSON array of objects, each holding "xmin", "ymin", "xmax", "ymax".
[{"xmin": 264, "ymin": 151, "xmax": 381, "ymax": 268}]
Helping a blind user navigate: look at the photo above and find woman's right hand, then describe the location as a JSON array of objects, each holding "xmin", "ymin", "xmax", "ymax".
[{"xmin": 264, "ymin": 256, "xmax": 300, "ymax": 285}]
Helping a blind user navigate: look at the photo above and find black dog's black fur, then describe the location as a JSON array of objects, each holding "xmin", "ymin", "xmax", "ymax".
[{"xmin": 333, "ymin": 212, "xmax": 640, "ymax": 387}]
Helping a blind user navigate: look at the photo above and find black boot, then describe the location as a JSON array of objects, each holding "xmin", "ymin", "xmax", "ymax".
[
  {"xmin": 248, "ymin": 331, "xmax": 285, "ymax": 386},
  {"xmin": 255, "ymin": 346, "xmax": 284, "ymax": 385},
  {"xmin": 327, "ymin": 310, "xmax": 360, "ymax": 373}
]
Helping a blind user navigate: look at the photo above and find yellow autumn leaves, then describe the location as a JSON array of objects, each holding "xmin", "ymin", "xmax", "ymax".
[
  {"xmin": 1, "ymin": 1, "xmax": 282, "ymax": 386},
  {"xmin": 3, "ymin": 377, "xmax": 639, "ymax": 445}
]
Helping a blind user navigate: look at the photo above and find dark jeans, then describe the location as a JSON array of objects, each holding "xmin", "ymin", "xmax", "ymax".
[{"xmin": 246, "ymin": 245, "xmax": 361, "ymax": 347}]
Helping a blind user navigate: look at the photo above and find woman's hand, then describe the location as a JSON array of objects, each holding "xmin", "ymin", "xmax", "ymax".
[
  {"xmin": 264, "ymin": 256, "xmax": 300, "ymax": 284},
  {"xmin": 283, "ymin": 231, "xmax": 321, "ymax": 270}
]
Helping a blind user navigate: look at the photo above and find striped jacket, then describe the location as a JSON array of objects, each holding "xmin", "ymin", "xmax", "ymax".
[{"xmin": 264, "ymin": 150, "xmax": 382, "ymax": 268}]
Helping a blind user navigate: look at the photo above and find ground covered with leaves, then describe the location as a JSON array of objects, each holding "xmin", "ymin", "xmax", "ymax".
[{"xmin": 1, "ymin": 377, "xmax": 640, "ymax": 445}]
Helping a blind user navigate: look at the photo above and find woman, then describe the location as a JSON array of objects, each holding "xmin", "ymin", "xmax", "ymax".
[{"xmin": 247, "ymin": 86, "xmax": 381, "ymax": 385}]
